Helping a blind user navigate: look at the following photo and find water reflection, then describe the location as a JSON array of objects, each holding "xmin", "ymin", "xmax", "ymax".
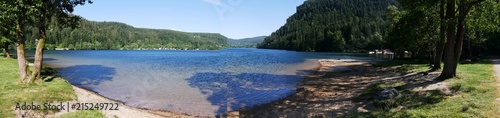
[{"xmin": 186, "ymin": 72, "xmax": 301, "ymax": 115}]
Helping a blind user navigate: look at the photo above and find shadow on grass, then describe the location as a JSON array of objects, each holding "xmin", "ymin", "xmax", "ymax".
[
  {"xmin": 346, "ymin": 79, "xmax": 448, "ymax": 117},
  {"xmin": 42, "ymin": 76, "xmax": 56, "ymax": 82},
  {"xmin": 373, "ymin": 89, "xmax": 447, "ymax": 110},
  {"xmin": 373, "ymin": 60, "xmax": 432, "ymax": 76},
  {"xmin": 56, "ymin": 65, "xmax": 116, "ymax": 86},
  {"xmin": 186, "ymin": 72, "xmax": 302, "ymax": 116}
]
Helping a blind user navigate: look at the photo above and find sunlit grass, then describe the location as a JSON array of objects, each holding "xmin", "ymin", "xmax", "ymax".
[
  {"xmin": 0, "ymin": 57, "xmax": 105, "ymax": 117},
  {"xmin": 57, "ymin": 110, "xmax": 105, "ymax": 118}
]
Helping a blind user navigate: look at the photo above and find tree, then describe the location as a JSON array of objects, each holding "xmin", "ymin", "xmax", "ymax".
[
  {"xmin": 1, "ymin": 0, "xmax": 92, "ymax": 83},
  {"xmin": 0, "ymin": 36, "xmax": 13, "ymax": 58},
  {"xmin": 28, "ymin": 0, "xmax": 92, "ymax": 83},
  {"xmin": 385, "ymin": 3, "xmax": 439, "ymax": 60},
  {"xmin": 1, "ymin": 0, "xmax": 38, "ymax": 82},
  {"xmin": 431, "ymin": 0, "xmax": 447, "ymax": 71},
  {"xmin": 0, "ymin": 14, "xmax": 15, "ymax": 59},
  {"xmin": 440, "ymin": 0, "xmax": 496, "ymax": 79},
  {"xmin": 395, "ymin": 0, "xmax": 499, "ymax": 78}
]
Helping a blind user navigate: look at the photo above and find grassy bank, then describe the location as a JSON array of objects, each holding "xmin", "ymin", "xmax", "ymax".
[
  {"xmin": 346, "ymin": 60, "xmax": 500, "ymax": 117},
  {"xmin": 0, "ymin": 57, "xmax": 104, "ymax": 117}
]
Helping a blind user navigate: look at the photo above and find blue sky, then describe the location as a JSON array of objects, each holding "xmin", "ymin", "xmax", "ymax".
[{"xmin": 73, "ymin": 0, "xmax": 305, "ymax": 39}]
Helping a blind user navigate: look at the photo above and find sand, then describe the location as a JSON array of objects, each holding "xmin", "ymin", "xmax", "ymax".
[{"xmin": 52, "ymin": 85, "xmax": 193, "ymax": 118}]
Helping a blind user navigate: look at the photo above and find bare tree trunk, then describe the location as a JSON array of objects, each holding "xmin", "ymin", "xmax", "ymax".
[
  {"xmin": 440, "ymin": 0, "xmax": 484, "ymax": 79},
  {"xmin": 453, "ymin": 4, "xmax": 473, "ymax": 72},
  {"xmin": 429, "ymin": 46, "xmax": 434, "ymax": 65},
  {"xmin": 15, "ymin": 23, "xmax": 29, "ymax": 82},
  {"xmin": 440, "ymin": 0, "xmax": 457, "ymax": 79},
  {"xmin": 433, "ymin": 0, "xmax": 446, "ymax": 71},
  {"xmin": 30, "ymin": 4, "xmax": 49, "ymax": 83},
  {"xmin": 30, "ymin": 25, "xmax": 46, "ymax": 82}
]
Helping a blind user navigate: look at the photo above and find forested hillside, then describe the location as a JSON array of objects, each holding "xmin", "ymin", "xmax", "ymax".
[
  {"xmin": 257, "ymin": 0, "xmax": 398, "ymax": 52},
  {"xmin": 22, "ymin": 19, "xmax": 228, "ymax": 50},
  {"xmin": 227, "ymin": 36, "xmax": 266, "ymax": 48}
]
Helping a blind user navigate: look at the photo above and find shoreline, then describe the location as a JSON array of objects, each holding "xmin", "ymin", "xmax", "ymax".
[
  {"xmin": 41, "ymin": 63, "xmax": 195, "ymax": 117},
  {"xmin": 51, "ymin": 58, "xmax": 385, "ymax": 117}
]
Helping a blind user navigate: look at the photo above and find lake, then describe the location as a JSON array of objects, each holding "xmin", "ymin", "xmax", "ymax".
[{"xmin": 39, "ymin": 48, "xmax": 379, "ymax": 116}]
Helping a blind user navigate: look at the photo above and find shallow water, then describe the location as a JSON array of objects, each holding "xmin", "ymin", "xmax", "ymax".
[{"xmin": 40, "ymin": 48, "xmax": 377, "ymax": 116}]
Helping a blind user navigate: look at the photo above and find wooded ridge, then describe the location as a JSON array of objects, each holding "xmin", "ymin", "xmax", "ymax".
[{"xmin": 21, "ymin": 19, "xmax": 229, "ymax": 50}]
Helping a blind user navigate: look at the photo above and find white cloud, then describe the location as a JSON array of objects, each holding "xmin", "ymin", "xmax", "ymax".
[{"xmin": 202, "ymin": 0, "xmax": 222, "ymax": 6}]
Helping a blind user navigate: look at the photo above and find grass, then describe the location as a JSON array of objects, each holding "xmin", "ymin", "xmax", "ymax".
[
  {"xmin": 57, "ymin": 110, "xmax": 105, "ymax": 118},
  {"xmin": 345, "ymin": 60, "xmax": 500, "ymax": 117},
  {"xmin": 0, "ymin": 57, "xmax": 105, "ymax": 117}
]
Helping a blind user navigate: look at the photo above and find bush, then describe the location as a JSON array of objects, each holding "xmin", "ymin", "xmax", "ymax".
[{"xmin": 41, "ymin": 66, "xmax": 57, "ymax": 75}]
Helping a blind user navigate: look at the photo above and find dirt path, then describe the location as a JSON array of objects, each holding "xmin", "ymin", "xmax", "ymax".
[
  {"xmin": 492, "ymin": 59, "xmax": 500, "ymax": 102},
  {"xmin": 53, "ymin": 85, "xmax": 193, "ymax": 118}
]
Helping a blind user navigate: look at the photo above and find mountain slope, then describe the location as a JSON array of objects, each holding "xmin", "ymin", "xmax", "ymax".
[
  {"xmin": 257, "ymin": 0, "xmax": 398, "ymax": 52},
  {"xmin": 24, "ymin": 20, "xmax": 228, "ymax": 50},
  {"xmin": 227, "ymin": 36, "xmax": 266, "ymax": 48}
]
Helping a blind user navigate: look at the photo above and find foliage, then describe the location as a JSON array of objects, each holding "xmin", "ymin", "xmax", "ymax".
[
  {"xmin": 257, "ymin": 0, "xmax": 398, "ymax": 52},
  {"xmin": 0, "ymin": 58, "xmax": 77, "ymax": 117},
  {"xmin": 227, "ymin": 36, "xmax": 266, "ymax": 48},
  {"xmin": 384, "ymin": 4, "xmax": 439, "ymax": 58}
]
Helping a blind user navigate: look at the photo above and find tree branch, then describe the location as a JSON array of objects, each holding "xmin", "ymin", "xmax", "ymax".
[{"xmin": 469, "ymin": 0, "xmax": 486, "ymax": 5}]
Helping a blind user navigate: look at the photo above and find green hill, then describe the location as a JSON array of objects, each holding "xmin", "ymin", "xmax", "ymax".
[
  {"xmin": 23, "ymin": 19, "xmax": 228, "ymax": 50},
  {"xmin": 227, "ymin": 36, "xmax": 266, "ymax": 48},
  {"xmin": 257, "ymin": 0, "xmax": 398, "ymax": 52}
]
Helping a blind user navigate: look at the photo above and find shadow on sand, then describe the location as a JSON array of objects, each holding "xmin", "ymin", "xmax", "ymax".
[
  {"xmin": 56, "ymin": 65, "xmax": 116, "ymax": 86},
  {"xmin": 186, "ymin": 72, "xmax": 303, "ymax": 116}
]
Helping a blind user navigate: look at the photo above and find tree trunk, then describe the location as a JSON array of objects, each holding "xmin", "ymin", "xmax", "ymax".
[
  {"xmin": 439, "ymin": 0, "xmax": 484, "ymax": 79},
  {"xmin": 453, "ymin": 4, "xmax": 472, "ymax": 72},
  {"xmin": 440, "ymin": 0, "xmax": 457, "ymax": 79},
  {"xmin": 30, "ymin": 24, "xmax": 47, "ymax": 82},
  {"xmin": 15, "ymin": 23, "xmax": 29, "ymax": 82},
  {"xmin": 2, "ymin": 43, "xmax": 11, "ymax": 59},
  {"xmin": 429, "ymin": 47, "xmax": 434, "ymax": 66},
  {"xmin": 433, "ymin": 0, "xmax": 446, "ymax": 71},
  {"xmin": 30, "ymin": 5, "xmax": 49, "ymax": 83}
]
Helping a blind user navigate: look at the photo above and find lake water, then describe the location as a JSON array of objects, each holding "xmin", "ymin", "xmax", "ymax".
[{"xmin": 40, "ymin": 48, "xmax": 378, "ymax": 116}]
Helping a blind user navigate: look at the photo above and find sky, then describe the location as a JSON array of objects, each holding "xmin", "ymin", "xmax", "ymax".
[{"xmin": 72, "ymin": 0, "xmax": 305, "ymax": 39}]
